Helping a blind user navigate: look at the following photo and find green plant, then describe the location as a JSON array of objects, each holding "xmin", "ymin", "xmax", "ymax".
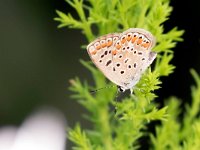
[
  {"xmin": 53, "ymin": 0, "xmax": 200, "ymax": 149},
  {"xmin": 151, "ymin": 69, "xmax": 200, "ymax": 150}
]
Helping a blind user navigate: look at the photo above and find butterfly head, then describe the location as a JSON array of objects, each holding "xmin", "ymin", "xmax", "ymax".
[{"xmin": 117, "ymin": 85, "xmax": 126, "ymax": 92}]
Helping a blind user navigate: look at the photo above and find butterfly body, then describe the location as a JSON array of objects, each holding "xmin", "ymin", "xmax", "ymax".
[{"xmin": 87, "ymin": 28, "xmax": 156, "ymax": 92}]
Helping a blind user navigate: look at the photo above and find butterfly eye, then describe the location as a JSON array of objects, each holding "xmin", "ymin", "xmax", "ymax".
[
  {"xmin": 126, "ymin": 33, "xmax": 132, "ymax": 41},
  {"xmin": 94, "ymin": 42, "xmax": 101, "ymax": 50},
  {"xmin": 106, "ymin": 38, "xmax": 113, "ymax": 47},
  {"xmin": 100, "ymin": 40, "xmax": 107, "ymax": 48}
]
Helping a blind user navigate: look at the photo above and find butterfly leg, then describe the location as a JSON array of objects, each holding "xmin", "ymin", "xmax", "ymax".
[
  {"xmin": 130, "ymin": 88, "xmax": 139, "ymax": 101},
  {"xmin": 130, "ymin": 88, "xmax": 133, "ymax": 95}
]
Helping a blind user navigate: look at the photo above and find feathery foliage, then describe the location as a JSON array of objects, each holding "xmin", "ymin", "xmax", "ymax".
[{"xmin": 54, "ymin": 0, "xmax": 200, "ymax": 149}]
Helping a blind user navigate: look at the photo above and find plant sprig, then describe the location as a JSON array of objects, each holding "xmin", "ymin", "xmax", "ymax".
[{"xmin": 55, "ymin": 0, "xmax": 185, "ymax": 149}]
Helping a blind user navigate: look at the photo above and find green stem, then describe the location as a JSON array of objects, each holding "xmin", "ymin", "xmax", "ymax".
[
  {"xmin": 98, "ymin": 106, "xmax": 113, "ymax": 150},
  {"xmin": 136, "ymin": 1, "xmax": 148, "ymax": 28},
  {"xmin": 83, "ymin": 23, "xmax": 94, "ymax": 42}
]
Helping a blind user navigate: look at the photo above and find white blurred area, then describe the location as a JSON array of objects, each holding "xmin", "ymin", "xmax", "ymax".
[{"xmin": 0, "ymin": 107, "xmax": 67, "ymax": 150}]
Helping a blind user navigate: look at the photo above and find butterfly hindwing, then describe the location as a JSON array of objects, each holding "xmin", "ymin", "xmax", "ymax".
[{"xmin": 87, "ymin": 28, "xmax": 156, "ymax": 91}]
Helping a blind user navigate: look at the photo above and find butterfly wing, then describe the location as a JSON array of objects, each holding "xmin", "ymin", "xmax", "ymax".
[
  {"xmin": 87, "ymin": 33, "xmax": 122, "ymax": 86},
  {"xmin": 111, "ymin": 28, "xmax": 157, "ymax": 90},
  {"xmin": 87, "ymin": 28, "xmax": 156, "ymax": 90}
]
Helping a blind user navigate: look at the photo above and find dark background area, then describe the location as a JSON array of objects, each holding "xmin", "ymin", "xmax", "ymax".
[{"xmin": 0, "ymin": 0, "xmax": 200, "ymax": 149}]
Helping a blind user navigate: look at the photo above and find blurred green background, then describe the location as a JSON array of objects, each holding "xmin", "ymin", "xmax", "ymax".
[{"xmin": 0, "ymin": 0, "xmax": 200, "ymax": 135}]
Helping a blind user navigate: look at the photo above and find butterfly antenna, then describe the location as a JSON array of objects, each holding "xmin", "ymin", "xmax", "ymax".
[{"xmin": 89, "ymin": 85, "xmax": 116, "ymax": 94}]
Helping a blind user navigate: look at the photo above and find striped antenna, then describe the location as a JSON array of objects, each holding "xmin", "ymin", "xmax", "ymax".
[{"xmin": 90, "ymin": 85, "xmax": 116, "ymax": 94}]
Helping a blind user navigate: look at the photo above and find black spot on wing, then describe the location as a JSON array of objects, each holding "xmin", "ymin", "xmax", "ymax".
[{"xmin": 106, "ymin": 60, "xmax": 112, "ymax": 66}]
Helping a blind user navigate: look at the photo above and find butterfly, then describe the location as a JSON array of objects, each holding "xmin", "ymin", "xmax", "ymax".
[{"xmin": 87, "ymin": 28, "xmax": 156, "ymax": 93}]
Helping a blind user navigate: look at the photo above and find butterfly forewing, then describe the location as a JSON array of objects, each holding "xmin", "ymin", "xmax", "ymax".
[{"xmin": 87, "ymin": 33, "xmax": 122, "ymax": 86}]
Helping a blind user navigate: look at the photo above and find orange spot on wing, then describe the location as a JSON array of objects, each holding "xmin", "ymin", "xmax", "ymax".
[
  {"xmin": 137, "ymin": 39, "xmax": 143, "ymax": 45},
  {"xmin": 142, "ymin": 42, "xmax": 150, "ymax": 48},
  {"xmin": 96, "ymin": 45, "xmax": 101, "ymax": 50},
  {"xmin": 116, "ymin": 44, "xmax": 121, "ymax": 49},
  {"xmin": 121, "ymin": 38, "xmax": 126, "ymax": 44},
  {"xmin": 107, "ymin": 41, "xmax": 113, "ymax": 47},
  {"xmin": 127, "ymin": 36, "xmax": 131, "ymax": 41},
  {"xmin": 101, "ymin": 43, "xmax": 107, "ymax": 48},
  {"xmin": 112, "ymin": 50, "xmax": 117, "ymax": 55},
  {"xmin": 91, "ymin": 50, "xmax": 97, "ymax": 55},
  {"xmin": 131, "ymin": 37, "xmax": 137, "ymax": 43}
]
